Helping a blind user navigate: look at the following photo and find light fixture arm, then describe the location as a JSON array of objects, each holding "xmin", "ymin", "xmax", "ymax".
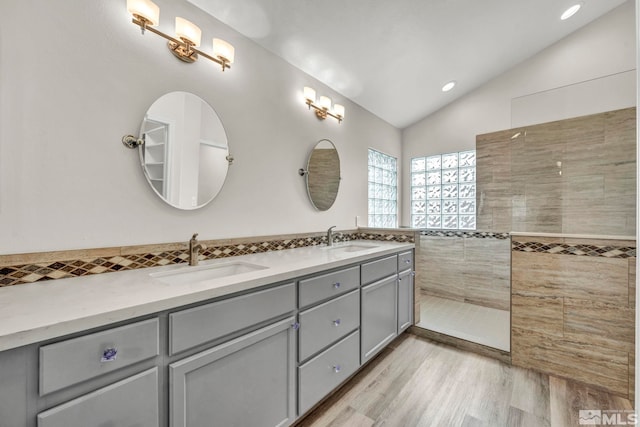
[
  {"xmin": 305, "ymin": 99, "xmax": 343, "ymax": 123},
  {"xmin": 131, "ymin": 17, "xmax": 231, "ymax": 71}
]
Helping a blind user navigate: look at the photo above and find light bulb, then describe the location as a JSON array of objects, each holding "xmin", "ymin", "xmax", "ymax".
[{"xmin": 561, "ymin": 4, "xmax": 581, "ymax": 20}]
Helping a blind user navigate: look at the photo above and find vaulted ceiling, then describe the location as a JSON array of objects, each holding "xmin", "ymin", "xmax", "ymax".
[{"xmin": 188, "ymin": 0, "xmax": 629, "ymax": 128}]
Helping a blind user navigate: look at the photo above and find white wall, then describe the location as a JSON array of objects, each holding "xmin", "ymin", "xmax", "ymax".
[
  {"xmin": 402, "ymin": 0, "xmax": 636, "ymax": 226},
  {"xmin": 0, "ymin": 0, "xmax": 401, "ymax": 254}
]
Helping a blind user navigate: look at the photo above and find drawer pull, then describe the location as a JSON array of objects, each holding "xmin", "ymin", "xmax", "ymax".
[
  {"xmin": 292, "ymin": 322, "xmax": 300, "ymax": 331},
  {"xmin": 333, "ymin": 282, "xmax": 341, "ymax": 289},
  {"xmin": 101, "ymin": 347, "xmax": 118, "ymax": 363},
  {"xmin": 404, "ymin": 259, "xmax": 411, "ymax": 264},
  {"xmin": 333, "ymin": 318, "xmax": 341, "ymax": 327},
  {"xmin": 333, "ymin": 365, "xmax": 341, "ymax": 373}
]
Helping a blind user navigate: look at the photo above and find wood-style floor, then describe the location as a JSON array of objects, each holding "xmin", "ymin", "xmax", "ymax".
[{"xmin": 298, "ymin": 333, "xmax": 633, "ymax": 427}]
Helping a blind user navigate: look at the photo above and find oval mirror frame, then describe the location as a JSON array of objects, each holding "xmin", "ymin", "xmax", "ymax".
[
  {"xmin": 137, "ymin": 91, "xmax": 230, "ymax": 210},
  {"xmin": 305, "ymin": 139, "xmax": 341, "ymax": 211}
]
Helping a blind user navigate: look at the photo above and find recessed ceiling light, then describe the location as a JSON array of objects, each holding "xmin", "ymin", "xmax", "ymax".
[
  {"xmin": 442, "ymin": 81, "xmax": 456, "ymax": 92},
  {"xmin": 561, "ymin": 3, "xmax": 582, "ymax": 20}
]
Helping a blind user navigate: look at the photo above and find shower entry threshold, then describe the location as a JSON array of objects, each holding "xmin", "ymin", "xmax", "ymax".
[{"xmin": 416, "ymin": 295, "xmax": 510, "ymax": 352}]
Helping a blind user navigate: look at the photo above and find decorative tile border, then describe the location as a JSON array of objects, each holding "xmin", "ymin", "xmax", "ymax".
[
  {"xmin": 512, "ymin": 241, "xmax": 636, "ymax": 258},
  {"xmin": 0, "ymin": 231, "xmax": 415, "ymax": 287},
  {"xmin": 420, "ymin": 230, "xmax": 510, "ymax": 240}
]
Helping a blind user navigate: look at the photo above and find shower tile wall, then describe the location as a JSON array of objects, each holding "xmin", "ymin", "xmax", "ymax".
[
  {"xmin": 511, "ymin": 235, "xmax": 636, "ymax": 399},
  {"xmin": 473, "ymin": 107, "xmax": 637, "ymax": 398},
  {"xmin": 416, "ymin": 232, "xmax": 510, "ymax": 311},
  {"xmin": 476, "ymin": 107, "xmax": 636, "ymax": 236}
]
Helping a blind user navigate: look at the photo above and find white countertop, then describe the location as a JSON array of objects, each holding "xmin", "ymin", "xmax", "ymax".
[{"xmin": 0, "ymin": 240, "xmax": 414, "ymax": 352}]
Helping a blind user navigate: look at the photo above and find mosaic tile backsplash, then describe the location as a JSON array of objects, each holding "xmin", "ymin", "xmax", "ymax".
[
  {"xmin": 420, "ymin": 230, "xmax": 509, "ymax": 239},
  {"xmin": 511, "ymin": 241, "xmax": 636, "ymax": 258},
  {"xmin": 0, "ymin": 231, "xmax": 415, "ymax": 287}
]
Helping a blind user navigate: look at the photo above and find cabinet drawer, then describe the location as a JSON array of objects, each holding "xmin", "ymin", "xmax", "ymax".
[
  {"xmin": 299, "ymin": 289, "xmax": 360, "ymax": 362},
  {"xmin": 37, "ymin": 368, "xmax": 159, "ymax": 427},
  {"xmin": 39, "ymin": 318, "xmax": 159, "ymax": 396},
  {"xmin": 361, "ymin": 255, "xmax": 397, "ymax": 285},
  {"xmin": 299, "ymin": 330, "xmax": 360, "ymax": 416},
  {"xmin": 170, "ymin": 282, "xmax": 295, "ymax": 355},
  {"xmin": 398, "ymin": 251, "xmax": 413, "ymax": 272},
  {"xmin": 299, "ymin": 266, "xmax": 359, "ymax": 308}
]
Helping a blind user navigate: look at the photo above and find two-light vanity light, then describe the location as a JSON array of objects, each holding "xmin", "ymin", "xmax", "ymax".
[
  {"xmin": 303, "ymin": 87, "xmax": 345, "ymax": 124},
  {"xmin": 126, "ymin": 0, "xmax": 235, "ymax": 71}
]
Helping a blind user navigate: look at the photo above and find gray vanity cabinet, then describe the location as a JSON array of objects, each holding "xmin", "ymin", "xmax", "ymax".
[
  {"xmin": 169, "ymin": 316, "xmax": 297, "ymax": 427},
  {"xmin": 0, "ymin": 246, "xmax": 414, "ymax": 427}
]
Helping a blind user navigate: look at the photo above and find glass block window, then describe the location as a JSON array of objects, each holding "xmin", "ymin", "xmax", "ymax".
[
  {"xmin": 368, "ymin": 149, "xmax": 398, "ymax": 228},
  {"xmin": 410, "ymin": 150, "xmax": 476, "ymax": 230}
]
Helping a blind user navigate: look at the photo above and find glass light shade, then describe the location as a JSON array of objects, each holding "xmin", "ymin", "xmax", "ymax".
[
  {"xmin": 333, "ymin": 104, "xmax": 345, "ymax": 118},
  {"xmin": 303, "ymin": 87, "xmax": 316, "ymax": 102},
  {"xmin": 212, "ymin": 38, "xmax": 235, "ymax": 64},
  {"xmin": 319, "ymin": 96, "xmax": 332, "ymax": 110},
  {"xmin": 175, "ymin": 17, "xmax": 201, "ymax": 46},
  {"xmin": 127, "ymin": 0, "xmax": 160, "ymax": 26}
]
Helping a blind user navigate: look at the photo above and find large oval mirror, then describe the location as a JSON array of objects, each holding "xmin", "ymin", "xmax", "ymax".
[
  {"xmin": 304, "ymin": 139, "xmax": 341, "ymax": 211},
  {"xmin": 138, "ymin": 91, "xmax": 230, "ymax": 210}
]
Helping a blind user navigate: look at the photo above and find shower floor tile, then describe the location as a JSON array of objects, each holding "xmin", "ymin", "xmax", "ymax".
[{"xmin": 416, "ymin": 295, "xmax": 510, "ymax": 351}]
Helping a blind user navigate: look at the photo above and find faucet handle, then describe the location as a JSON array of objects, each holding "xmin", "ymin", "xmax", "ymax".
[{"xmin": 191, "ymin": 233, "xmax": 198, "ymax": 240}]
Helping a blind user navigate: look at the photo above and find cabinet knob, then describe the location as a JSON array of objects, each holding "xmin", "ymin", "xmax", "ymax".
[
  {"xmin": 101, "ymin": 347, "xmax": 118, "ymax": 362},
  {"xmin": 411, "ymin": 271, "xmax": 416, "ymax": 277},
  {"xmin": 333, "ymin": 282, "xmax": 341, "ymax": 289},
  {"xmin": 292, "ymin": 322, "xmax": 300, "ymax": 330},
  {"xmin": 404, "ymin": 259, "xmax": 411, "ymax": 264},
  {"xmin": 333, "ymin": 318, "xmax": 341, "ymax": 327},
  {"xmin": 333, "ymin": 365, "xmax": 341, "ymax": 373}
]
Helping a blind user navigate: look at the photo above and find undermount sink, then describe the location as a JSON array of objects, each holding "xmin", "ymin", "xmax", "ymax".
[
  {"xmin": 325, "ymin": 244, "xmax": 379, "ymax": 253},
  {"xmin": 150, "ymin": 262, "xmax": 268, "ymax": 285}
]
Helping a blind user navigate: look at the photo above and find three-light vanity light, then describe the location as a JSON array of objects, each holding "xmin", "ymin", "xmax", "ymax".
[
  {"xmin": 126, "ymin": 0, "xmax": 235, "ymax": 71},
  {"xmin": 303, "ymin": 87, "xmax": 345, "ymax": 124}
]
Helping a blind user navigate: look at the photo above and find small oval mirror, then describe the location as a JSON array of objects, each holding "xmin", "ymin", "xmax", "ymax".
[
  {"xmin": 305, "ymin": 139, "xmax": 341, "ymax": 211},
  {"xmin": 138, "ymin": 91, "xmax": 229, "ymax": 210}
]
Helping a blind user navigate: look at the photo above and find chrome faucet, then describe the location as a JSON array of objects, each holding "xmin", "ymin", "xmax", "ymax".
[
  {"xmin": 189, "ymin": 233, "xmax": 207, "ymax": 266},
  {"xmin": 326, "ymin": 226, "xmax": 337, "ymax": 246}
]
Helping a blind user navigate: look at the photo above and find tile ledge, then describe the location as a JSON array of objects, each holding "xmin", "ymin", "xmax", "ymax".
[{"xmin": 510, "ymin": 232, "xmax": 635, "ymax": 241}]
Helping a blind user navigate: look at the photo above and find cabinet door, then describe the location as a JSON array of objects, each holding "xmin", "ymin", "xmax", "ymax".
[
  {"xmin": 37, "ymin": 368, "xmax": 159, "ymax": 427},
  {"xmin": 397, "ymin": 270, "xmax": 414, "ymax": 333},
  {"xmin": 360, "ymin": 275, "xmax": 398, "ymax": 364},
  {"xmin": 169, "ymin": 317, "xmax": 297, "ymax": 427}
]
